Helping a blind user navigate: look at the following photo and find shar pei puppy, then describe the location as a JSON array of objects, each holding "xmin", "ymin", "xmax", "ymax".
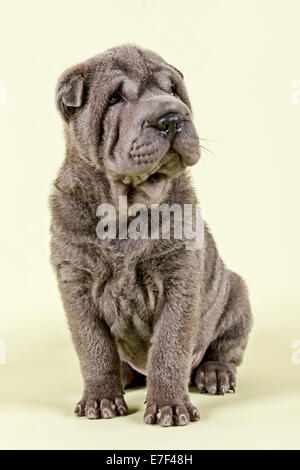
[{"xmin": 50, "ymin": 44, "xmax": 252, "ymax": 426}]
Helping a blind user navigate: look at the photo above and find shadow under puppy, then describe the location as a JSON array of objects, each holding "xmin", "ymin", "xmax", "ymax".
[{"xmin": 50, "ymin": 44, "xmax": 253, "ymax": 426}]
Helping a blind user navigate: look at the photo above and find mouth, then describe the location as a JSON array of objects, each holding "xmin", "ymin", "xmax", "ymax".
[
  {"xmin": 119, "ymin": 150, "xmax": 185, "ymax": 185},
  {"xmin": 115, "ymin": 151, "xmax": 186, "ymax": 201},
  {"xmin": 119, "ymin": 169, "xmax": 165, "ymax": 187}
]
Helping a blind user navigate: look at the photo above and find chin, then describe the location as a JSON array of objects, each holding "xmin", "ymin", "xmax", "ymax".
[{"xmin": 107, "ymin": 150, "xmax": 187, "ymax": 205}]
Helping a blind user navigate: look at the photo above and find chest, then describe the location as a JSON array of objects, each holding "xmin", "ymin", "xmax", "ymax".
[{"xmin": 95, "ymin": 260, "xmax": 164, "ymax": 345}]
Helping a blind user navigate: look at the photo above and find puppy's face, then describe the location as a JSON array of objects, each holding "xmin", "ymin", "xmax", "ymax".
[{"xmin": 56, "ymin": 45, "xmax": 200, "ymax": 203}]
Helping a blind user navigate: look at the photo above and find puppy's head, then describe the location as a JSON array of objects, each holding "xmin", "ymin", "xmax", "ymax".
[{"xmin": 56, "ymin": 45, "xmax": 200, "ymax": 203}]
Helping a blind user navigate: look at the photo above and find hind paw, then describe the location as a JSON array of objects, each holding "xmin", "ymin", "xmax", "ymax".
[{"xmin": 194, "ymin": 361, "xmax": 236, "ymax": 395}]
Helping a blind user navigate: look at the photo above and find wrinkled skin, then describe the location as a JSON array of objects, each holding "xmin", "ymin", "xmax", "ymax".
[
  {"xmin": 56, "ymin": 46, "xmax": 200, "ymax": 205},
  {"xmin": 51, "ymin": 45, "xmax": 253, "ymax": 426}
]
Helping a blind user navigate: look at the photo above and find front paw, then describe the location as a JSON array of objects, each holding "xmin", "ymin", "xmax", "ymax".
[
  {"xmin": 144, "ymin": 400, "xmax": 200, "ymax": 427},
  {"xmin": 74, "ymin": 396, "xmax": 128, "ymax": 420}
]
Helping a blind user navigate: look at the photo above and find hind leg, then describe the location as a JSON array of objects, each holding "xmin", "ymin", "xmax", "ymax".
[{"xmin": 194, "ymin": 272, "xmax": 252, "ymax": 395}]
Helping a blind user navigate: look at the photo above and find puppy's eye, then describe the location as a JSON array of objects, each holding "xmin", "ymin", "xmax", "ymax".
[
  {"xmin": 108, "ymin": 92, "xmax": 123, "ymax": 105},
  {"xmin": 170, "ymin": 84, "xmax": 177, "ymax": 96}
]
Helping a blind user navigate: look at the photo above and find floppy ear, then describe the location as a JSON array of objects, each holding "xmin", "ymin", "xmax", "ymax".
[
  {"xmin": 166, "ymin": 63, "xmax": 184, "ymax": 79},
  {"xmin": 55, "ymin": 64, "xmax": 86, "ymax": 121}
]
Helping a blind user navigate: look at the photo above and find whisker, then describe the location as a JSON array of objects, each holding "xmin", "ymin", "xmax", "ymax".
[
  {"xmin": 182, "ymin": 132, "xmax": 216, "ymax": 156},
  {"xmin": 200, "ymin": 144, "xmax": 215, "ymax": 157},
  {"xmin": 199, "ymin": 137, "xmax": 216, "ymax": 143}
]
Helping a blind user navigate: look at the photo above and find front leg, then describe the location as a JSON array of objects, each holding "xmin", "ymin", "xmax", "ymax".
[
  {"xmin": 144, "ymin": 259, "xmax": 201, "ymax": 426},
  {"xmin": 57, "ymin": 262, "xmax": 127, "ymax": 419}
]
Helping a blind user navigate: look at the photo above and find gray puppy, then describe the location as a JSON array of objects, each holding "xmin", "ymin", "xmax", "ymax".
[{"xmin": 50, "ymin": 44, "xmax": 252, "ymax": 427}]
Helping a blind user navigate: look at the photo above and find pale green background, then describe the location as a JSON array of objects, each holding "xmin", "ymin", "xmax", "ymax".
[{"xmin": 0, "ymin": 0, "xmax": 299, "ymax": 450}]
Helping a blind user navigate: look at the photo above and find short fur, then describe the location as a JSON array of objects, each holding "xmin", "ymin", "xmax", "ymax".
[{"xmin": 50, "ymin": 44, "xmax": 252, "ymax": 426}]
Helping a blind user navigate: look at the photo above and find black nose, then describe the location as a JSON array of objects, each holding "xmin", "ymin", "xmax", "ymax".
[{"xmin": 154, "ymin": 113, "xmax": 182, "ymax": 139}]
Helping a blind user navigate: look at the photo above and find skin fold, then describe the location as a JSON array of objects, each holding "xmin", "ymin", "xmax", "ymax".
[{"xmin": 50, "ymin": 44, "xmax": 253, "ymax": 427}]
